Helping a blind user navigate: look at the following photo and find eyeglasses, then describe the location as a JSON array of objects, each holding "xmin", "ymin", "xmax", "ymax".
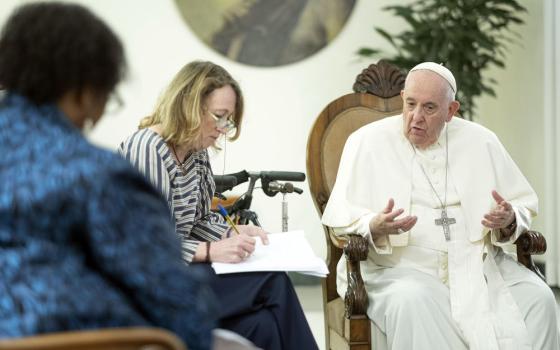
[{"xmin": 208, "ymin": 111, "xmax": 235, "ymax": 131}]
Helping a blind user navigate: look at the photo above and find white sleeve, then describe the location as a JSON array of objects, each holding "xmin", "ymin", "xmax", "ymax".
[
  {"xmin": 330, "ymin": 212, "xmax": 393, "ymax": 254},
  {"xmin": 490, "ymin": 205, "xmax": 532, "ymax": 246}
]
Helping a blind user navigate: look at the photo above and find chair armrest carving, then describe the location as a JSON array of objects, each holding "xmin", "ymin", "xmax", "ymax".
[
  {"xmin": 515, "ymin": 230, "xmax": 546, "ymax": 281},
  {"xmin": 515, "ymin": 230, "xmax": 547, "ymax": 254},
  {"xmin": 343, "ymin": 234, "xmax": 369, "ymax": 318}
]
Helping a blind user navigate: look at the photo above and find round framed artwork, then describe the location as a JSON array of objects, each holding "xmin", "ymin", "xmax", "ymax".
[{"xmin": 175, "ymin": 0, "xmax": 356, "ymax": 67}]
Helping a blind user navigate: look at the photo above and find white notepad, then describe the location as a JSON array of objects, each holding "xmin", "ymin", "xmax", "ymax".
[{"xmin": 211, "ymin": 230, "xmax": 329, "ymax": 277}]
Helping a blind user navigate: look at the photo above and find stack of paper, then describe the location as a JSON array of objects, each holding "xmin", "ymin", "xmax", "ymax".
[{"xmin": 212, "ymin": 230, "xmax": 329, "ymax": 277}]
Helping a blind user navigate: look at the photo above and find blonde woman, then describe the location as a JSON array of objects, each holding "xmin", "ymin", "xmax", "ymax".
[{"xmin": 119, "ymin": 61, "xmax": 318, "ymax": 350}]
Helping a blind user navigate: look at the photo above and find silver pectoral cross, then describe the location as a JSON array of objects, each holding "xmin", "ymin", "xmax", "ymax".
[{"xmin": 435, "ymin": 209, "xmax": 456, "ymax": 241}]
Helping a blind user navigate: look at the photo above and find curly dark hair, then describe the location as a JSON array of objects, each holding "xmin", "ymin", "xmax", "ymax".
[{"xmin": 0, "ymin": 2, "xmax": 126, "ymax": 104}]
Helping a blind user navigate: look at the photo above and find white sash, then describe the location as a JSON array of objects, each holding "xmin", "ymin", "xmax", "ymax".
[{"xmin": 448, "ymin": 239, "xmax": 531, "ymax": 349}]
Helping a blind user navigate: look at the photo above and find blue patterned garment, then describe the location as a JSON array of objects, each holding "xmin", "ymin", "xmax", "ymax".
[{"xmin": 0, "ymin": 94, "xmax": 216, "ymax": 350}]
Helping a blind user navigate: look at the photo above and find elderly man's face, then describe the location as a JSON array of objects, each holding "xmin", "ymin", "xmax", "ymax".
[{"xmin": 401, "ymin": 70, "xmax": 458, "ymax": 149}]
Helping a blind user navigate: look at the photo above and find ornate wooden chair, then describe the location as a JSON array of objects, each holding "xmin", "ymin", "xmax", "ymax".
[
  {"xmin": 0, "ymin": 327, "xmax": 187, "ymax": 350},
  {"xmin": 306, "ymin": 60, "xmax": 547, "ymax": 350}
]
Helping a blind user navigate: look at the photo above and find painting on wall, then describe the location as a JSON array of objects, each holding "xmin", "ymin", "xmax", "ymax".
[{"xmin": 175, "ymin": 0, "xmax": 356, "ymax": 67}]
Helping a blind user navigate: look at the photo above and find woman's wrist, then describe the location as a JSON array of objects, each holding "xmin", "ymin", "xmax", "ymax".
[{"xmin": 205, "ymin": 242, "xmax": 211, "ymax": 263}]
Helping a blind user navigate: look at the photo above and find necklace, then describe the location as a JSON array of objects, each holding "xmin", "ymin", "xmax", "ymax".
[
  {"xmin": 413, "ymin": 125, "xmax": 456, "ymax": 241},
  {"xmin": 170, "ymin": 144, "xmax": 190, "ymax": 174}
]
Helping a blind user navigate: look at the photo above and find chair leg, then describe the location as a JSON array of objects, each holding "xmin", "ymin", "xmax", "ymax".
[{"xmin": 345, "ymin": 315, "xmax": 371, "ymax": 350}]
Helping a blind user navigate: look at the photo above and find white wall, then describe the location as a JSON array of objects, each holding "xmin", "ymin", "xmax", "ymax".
[
  {"xmin": 475, "ymin": 0, "xmax": 551, "ymax": 265},
  {"xmin": 543, "ymin": 0, "xmax": 560, "ymax": 284},
  {"xmin": 0, "ymin": 0, "xmax": 547, "ymax": 262},
  {"xmin": 476, "ymin": 0, "xmax": 545, "ymax": 233}
]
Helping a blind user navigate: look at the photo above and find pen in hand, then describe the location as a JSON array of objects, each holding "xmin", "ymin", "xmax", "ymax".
[{"xmin": 217, "ymin": 204, "xmax": 241, "ymax": 235}]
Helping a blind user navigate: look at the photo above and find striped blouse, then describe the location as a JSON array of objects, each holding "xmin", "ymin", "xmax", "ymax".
[{"xmin": 118, "ymin": 128, "xmax": 229, "ymax": 263}]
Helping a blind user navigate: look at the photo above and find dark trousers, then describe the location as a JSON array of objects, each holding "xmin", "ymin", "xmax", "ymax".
[{"xmin": 195, "ymin": 264, "xmax": 318, "ymax": 350}]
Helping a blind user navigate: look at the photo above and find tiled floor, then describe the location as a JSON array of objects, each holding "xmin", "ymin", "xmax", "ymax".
[{"xmin": 296, "ymin": 285, "xmax": 560, "ymax": 350}]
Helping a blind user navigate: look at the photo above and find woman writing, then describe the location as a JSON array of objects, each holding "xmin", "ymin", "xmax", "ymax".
[{"xmin": 119, "ymin": 61, "xmax": 318, "ymax": 350}]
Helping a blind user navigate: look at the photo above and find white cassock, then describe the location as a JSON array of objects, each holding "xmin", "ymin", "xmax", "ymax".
[{"xmin": 322, "ymin": 115, "xmax": 559, "ymax": 350}]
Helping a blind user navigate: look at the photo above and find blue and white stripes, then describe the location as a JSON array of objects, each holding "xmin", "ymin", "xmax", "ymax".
[{"xmin": 119, "ymin": 128, "xmax": 228, "ymax": 263}]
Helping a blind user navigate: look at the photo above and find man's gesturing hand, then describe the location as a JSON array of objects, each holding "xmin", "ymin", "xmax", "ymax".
[
  {"xmin": 369, "ymin": 198, "xmax": 417, "ymax": 241},
  {"xmin": 481, "ymin": 190, "xmax": 515, "ymax": 230}
]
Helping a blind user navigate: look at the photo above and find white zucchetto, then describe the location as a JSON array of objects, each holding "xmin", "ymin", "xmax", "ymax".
[{"xmin": 410, "ymin": 62, "xmax": 457, "ymax": 93}]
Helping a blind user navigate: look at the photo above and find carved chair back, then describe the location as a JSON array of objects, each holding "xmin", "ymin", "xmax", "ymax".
[{"xmin": 306, "ymin": 60, "xmax": 405, "ymax": 349}]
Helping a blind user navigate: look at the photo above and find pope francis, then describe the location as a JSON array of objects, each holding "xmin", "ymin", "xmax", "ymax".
[{"xmin": 322, "ymin": 62, "xmax": 559, "ymax": 350}]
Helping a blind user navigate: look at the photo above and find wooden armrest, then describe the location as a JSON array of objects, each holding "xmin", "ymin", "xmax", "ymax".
[
  {"xmin": 515, "ymin": 230, "xmax": 547, "ymax": 255},
  {"xmin": 341, "ymin": 234, "xmax": 369, "ymax": 318},
  {"xmin": 0, "ymin": 327, "xmax": 187, "ymax": 350},
  {"xmin": 515, "ymin": 230, "xmax": 546, "ymax": 281}
]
